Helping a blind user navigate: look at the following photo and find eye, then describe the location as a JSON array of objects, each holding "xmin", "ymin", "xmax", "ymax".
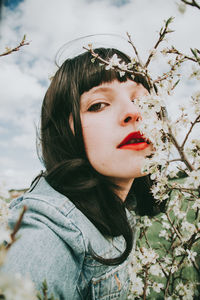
[{"xmin": 88, "ymin": 102, "xmax": 108, "ymax": 112}]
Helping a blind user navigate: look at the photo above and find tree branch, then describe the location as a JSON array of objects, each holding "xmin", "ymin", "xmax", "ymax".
[
  {"xmin": 181, "ymin": 0, "xmax": 200, "ymax": 10},
  {"xmin": 168, "ymin": 126, "xmax": 194, "ymax": 171},
  {"xmin": 0, "ymin": 35, "xmax": 29, "ymax": 58}
]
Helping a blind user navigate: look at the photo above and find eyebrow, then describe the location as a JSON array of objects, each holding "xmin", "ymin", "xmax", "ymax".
[
  {"xmin": 88, "ymin": 83, "xmax": 138, "ymax": 95},
  {"xmin": 89, "ymin": 86, "xmax": 114, "ymax": 95}
]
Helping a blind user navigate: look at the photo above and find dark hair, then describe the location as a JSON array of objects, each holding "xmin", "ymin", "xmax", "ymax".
[{"xmin": 39, "ymin": 47, "xmax": 165, "ymax": 266}]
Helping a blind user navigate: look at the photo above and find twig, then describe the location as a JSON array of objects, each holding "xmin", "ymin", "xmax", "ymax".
[
  {"xmin": 181, "ymin": 0, "xmax": 200, "ymax": 9},
  {"xmin": 166, "ymin": 212, "xmax": 182, "ymax": 241},
  {"xmin": 170, "ymin": 186, "xmax": 199, "ymax": 197},
  {"xmin": 126, "ymin": 32, "xmax": 143, "ymax": 66},
  {"xmin": 168, "ymin": 158, "xmax": 182, "ymax": 163},
  {"xmin": 164, "ymin": 47, "xmax": 198, "ymax": 63},
  {"xmin": 168, "ymin": 126, "xmax": 194, "ymax": 171},
  {"xmin": 181, "ymin": 114, "xmax": 200, "ymax": 149},
  {"xmin": 153, "ymin": 55, "xmax": 184, "ymax": 84},
  {"xmin": 143, "ymin": 229, "xmax": 151, "ymax": 248},
  {"xmin": 143, "ymin": 266, "xmax": 149, "ymax": 300},
  {"xmin": 164, "ymin": 257, "xmax": 175, "ymax": 297},
  {"xmin": 0, "ymin": 35, "xmax": 29, "ymax": 57},
  {"xmin": 157, "ymin": 259, "xmax": 169, "ymax": 278},
  {"xmin": 6, "ymin": 205, "xmax": 27, "ymax": 250},
  {"xmin": 145, "ymin": 17, "xmax": 174, "ymax": 68}
]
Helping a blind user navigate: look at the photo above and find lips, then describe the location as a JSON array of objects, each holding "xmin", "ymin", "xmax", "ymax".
[{"xmin": 117, "ymin": 131, "xmax": 150, "ymax": 151}]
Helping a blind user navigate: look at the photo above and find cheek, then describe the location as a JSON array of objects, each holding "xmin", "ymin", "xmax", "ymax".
[
  {"xmin": 81, "ymin": 117, "xmax": 109, "ymax": 164},
  {"xmin": 82, "ymin": 123, "xmax": 101, "ymax": 154}
]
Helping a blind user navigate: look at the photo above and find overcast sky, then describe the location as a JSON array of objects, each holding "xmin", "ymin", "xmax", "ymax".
[{"xmin": 0, "ymin": 0, "xmax": 200, "ymax": 189}]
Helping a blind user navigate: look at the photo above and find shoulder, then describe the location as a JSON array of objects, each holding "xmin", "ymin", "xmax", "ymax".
[
  {"xmin": 8, "ymin": 177, "xmax": 87, "ymax": 254},
  {"xmin": 9, "ymin": 177, "xmax": 129, "ymax": 256},
  {"xmin": 3, "ymin": 177, "xmax": 88, "ymax": 298}
]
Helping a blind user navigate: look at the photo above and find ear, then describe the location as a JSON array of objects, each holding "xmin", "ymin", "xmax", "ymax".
[
  {"xmin": 69, "ymin": 113, "xmax": 75, "ymax": 135},
  {"xmin": 69, "ymin": 113, "xmax": 74, "ymax": 134}
]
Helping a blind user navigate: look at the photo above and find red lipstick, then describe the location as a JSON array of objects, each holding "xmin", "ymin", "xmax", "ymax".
[{"xmin": 117, "ymin": 131, "xmax": 149, "ymax": 151}]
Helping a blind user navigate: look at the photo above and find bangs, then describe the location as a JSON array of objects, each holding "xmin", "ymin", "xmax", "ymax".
[{"xmin": 69, "ymin": 48, "xmax": 150, "ymax": 96}]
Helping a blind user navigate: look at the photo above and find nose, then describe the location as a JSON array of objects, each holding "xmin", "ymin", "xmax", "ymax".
[{"xmin": 119, "ymin": 102, "xmax": 141, "ymax": 126}]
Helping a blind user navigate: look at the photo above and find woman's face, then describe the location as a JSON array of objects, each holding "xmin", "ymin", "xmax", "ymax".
[{"xmin": 79, "ymin": 79, "xmax": 153, "ymax": 197}]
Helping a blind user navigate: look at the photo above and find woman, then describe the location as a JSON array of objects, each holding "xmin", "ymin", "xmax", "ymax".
[{"xmin": 2, "ymin": 47, "xmax": 165, "ymax": 299}]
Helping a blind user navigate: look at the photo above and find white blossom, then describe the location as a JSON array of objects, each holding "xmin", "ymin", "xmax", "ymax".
[
  {"xmin": 0, "ymin": 199, "xmax": 11, "ymax": 226},
  {"xmin": 181, "ymin": 221, "xmax": 196, "ymax": 235},
  {"xmin": 105, "ymin": 54, "xmax": 121, "ymax": 70},
  {"xmin": 162, "ymin": 222, "xmax": 170, "ymax": 230},
  {"xmin": 142, "ymin": 216, "xmax": 152, "ymax": 227},
  {"xmin": 138, "ymin": 247, "xmax": 159, "ymax": 265},
  {"xmin": 192, "ymin": 198, "xmax": 200, "ymax": 210},
  {"xmin": 170, "ymin": 262, "xmax": 178, "ymax": 274},
  {"xmin": 152, "ymin": 282, "xmax": 164, "ymax": 293},
  {"xmin": 163, "ymin": 256, "xmax": 172, "ymax": 265},
  {"xmin": 0, "ymin": 199, "xmax": 11, "ymax": 244},
  {"xmin": 0, "ymin": 181, "xmax": 10, "ymax": 200},
  {"xmin": 159, "ymin": 229, "xmax": 170, "ymax": 240},
  {"xmin": 127, "ymin": 57, "xmax": 137, "ymax": 69},
  {"xmin": 174, "ymin": 246, "xmax": 185, "ymax": 256},
  {"xmin": 0, "ymin": 226, "xmax": 11, "ymax": 245},
  {"xmin": 149, "ymin": 263, "xmax": 164, "ymax": 277},
  {"xmin": 176, "ymin": 282, "xmax": 194, "ymax": 299},
  {"xmin": 186, "ymin": 249, "xmax": 197, "ymax": 263},
  {"xmin": 161, "ymin": 214, "xmax": 168, "ymax": 221},
  {"xmin": 128, "ymin": 273, "xmax": 144, "ymax": 297},
  {"xmin": 0, "ymin": 273, "xmax": 37, "ymax": 300},
  {"xmin": 190, "ymin": 66, "xmax": 200, "ymax": 80},
  {"xmin": 129, "ymin": 254, "xmax": 142, "ymax": 273},
  {"xmin": 178, "ymin": 3, "xmax": 186, "ymax": 14}
]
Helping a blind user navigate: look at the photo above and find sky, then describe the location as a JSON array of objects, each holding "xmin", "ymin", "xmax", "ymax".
[{"xmin": 0, "ymin": 0, "xmax": 200, "ymax": 189}]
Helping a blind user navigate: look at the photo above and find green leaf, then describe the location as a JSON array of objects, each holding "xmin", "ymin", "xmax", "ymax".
[
  {"xmin": 165, "ymin": 16, "xmax": 174, "ymax": 27},
  {"xmin": 190, "ymin": 48, "xmax": 198, "ymax": 60},
  {"xmin": 172, "ymin": 79, "xmax": 180, "ymax": 89},
  {"xmin": 42, "ymin": 279, "xmax": 48, "ymax": 290},
  {"xmin": 36, "ymin": 292, "xmax": 42, "ymax": 300},
  {"xmin": 166, "ymin": 30, "xmax": 175, "ymax": 34},
  {"xmin": 196, "ymin": 48, "xmax": 200, "ymax": 55}
]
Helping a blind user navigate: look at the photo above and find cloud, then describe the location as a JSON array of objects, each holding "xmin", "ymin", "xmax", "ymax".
[{"xmin": 0, "ymin": 60, "xmax": 44, "ymax": 121}]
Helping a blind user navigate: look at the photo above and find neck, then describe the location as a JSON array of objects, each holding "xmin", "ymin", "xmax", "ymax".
[{"xmin": 111, "ymin": 178, "xmax": 134, "ymax": 202}]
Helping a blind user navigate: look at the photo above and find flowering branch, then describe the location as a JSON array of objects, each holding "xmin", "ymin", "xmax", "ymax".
[
  {"xmin": 82, "ymin": 45, "xmax": 144, "ymax": 78},
  {"xmin": 167, "ymin": 126, "xmax": 194, "ymax": 171},
  {"xmin": 0, "ymin": 35, "xmax": 29, "ymax": 57},
  {"xmin": 144, "ymin": 17, "xmax": 174, "ymax": 68},
  {"xmin": 181, "ymin": 114, "xmax": 200, "ymax": 149},
  {"xmin": 163, "ymin": 46, "xmax": 200, "ymax": 65},
  {"xmin": 153, "ymin": 54, "xmax": 184, "ymax": 85}
]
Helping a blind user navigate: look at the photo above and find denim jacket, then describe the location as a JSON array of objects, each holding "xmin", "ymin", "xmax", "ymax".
[{"xmin": 2, "ymin": 177, "xmax": 136, "ymax": 300}]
